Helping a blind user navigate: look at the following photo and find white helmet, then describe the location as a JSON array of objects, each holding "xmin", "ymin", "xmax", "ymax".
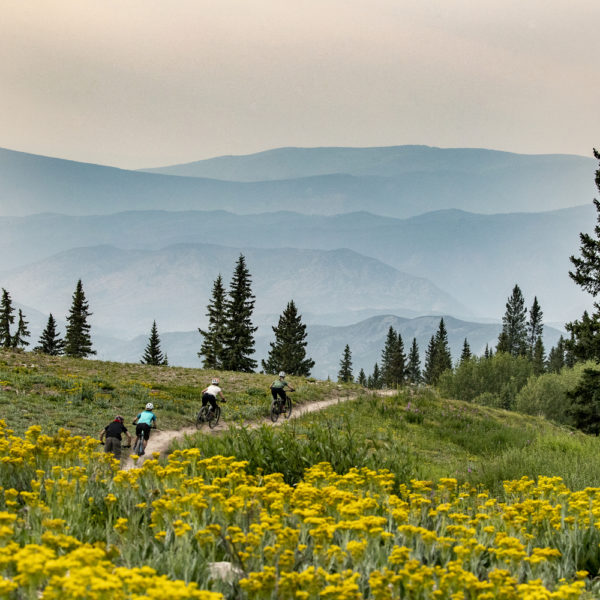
[
  {"xmin": 145, "ymin": 402, "xmax": 154, "ymax": 410},
  {"xmin": 211, "ymin": 378, "xmax": 220, "ymax": 385},
  {"xmin": 279, "ymin": 371, "xmax": 285, "ymax": 377}
]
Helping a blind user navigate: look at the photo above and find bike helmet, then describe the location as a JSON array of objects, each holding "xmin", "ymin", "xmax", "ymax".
[
  {"xmin": 114, "ymin": 415, "xmax": 124, "ymax": 423},
  {"xmin": 279, "ymin": 371, "xmax": 285, "ymax": 377},
  {"xmin": 211, "ymin": 378, "xmax": 220, "ymax": 385},
  {"xmin": 145, "ymin": 402, "xmax": 154, "ymax": 410}
]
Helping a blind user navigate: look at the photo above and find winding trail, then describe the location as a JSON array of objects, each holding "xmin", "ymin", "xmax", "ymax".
[{"xmin": 123, "ymin": 389, "xmax": 394, "ymax": 470}]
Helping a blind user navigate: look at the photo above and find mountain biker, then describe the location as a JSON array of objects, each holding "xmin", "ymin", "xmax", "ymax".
[
  {"xmin": 270, "ymin": 371, "xmax": 295, "ymax": 406},
  {"xmin": 99, "ymin": 415, "xmax": 132, "ymax": 460},
  {"xmin": 201, "ymin": 378, "xmax": 226, "ymax": 413},
  {"xmin": 132, "ymin": 402, "xmax": 157, "ymax": 455}
]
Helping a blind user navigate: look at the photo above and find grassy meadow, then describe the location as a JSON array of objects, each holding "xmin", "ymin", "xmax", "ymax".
[{"xmin": 2, "ymin": 348, "xmax": 600, "ymax": 598}]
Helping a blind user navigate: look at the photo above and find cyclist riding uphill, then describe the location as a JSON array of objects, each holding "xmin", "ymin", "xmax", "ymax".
[
  {"xmin": 201, "ymin": 378, "xmax": 226, "ymax": 413},
  {"xmin": 270, "ymin": 371, "xmax": 295, "ymax": 404},
  {"xmin": 132, "ymin": 402, "xmax": 157, "ymax": 455},
  {"xmin": 99, "ymin": 416, "xmax": 132, "ymax": 460}
]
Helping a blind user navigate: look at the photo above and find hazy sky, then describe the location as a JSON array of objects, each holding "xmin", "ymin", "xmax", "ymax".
[{"xmin": 2, "ymin": 0, "xmax": 599, "ymax": 168}]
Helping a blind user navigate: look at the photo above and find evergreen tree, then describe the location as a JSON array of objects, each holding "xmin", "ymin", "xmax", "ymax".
[
  {"xmin": 460, "ymin": 338, "xmax": 471, "ymax": 364},
  {"xmin": 338, "ymin": 344, "xmax": 353, "ymax": 383},
  {"xmin": 141, "ymin": 321, "xmax": 167, "ymax": 366},
  {"xmin": 406, "ymin": 338, "xmax": 421, "ymax": 384},
  {"xmin": 369, "ymin": 362, "xmax": 382, "ymax": 389},
  {"xmin": 567, "ymin": 368, "xmax": 600, "ymax": 435},
  {"xmin": 547, "ymin": 336, "xmax": 566, "ymax": 373},
  {"xmin": 497, "ymin": 284, "xmax": 528, "ymax": 356},
  {"xmin": 0, "ymin": 288, "xmax": 15, "ymax": 348},
  {"xmin": 64, "ymin": 280, "xmax": 96, "ymax": 358},
  {"xmin": 434, "ymin": 318, "xmax": 452, "ymax": 375},
  {"xmin": 484, "ymin": 344, "xmax": 491, "ymax": 360},
  {"xmin": 381, "ymin": 326, "xmax": 405, "ymax": 387},
  {"xmin": 423, "ymin": 335, "xmax": 437, "ymax": 385},
  {"xmin": 11, "ymin": 309, "xmax": 30, "ymax": 348},
  {"xmin": 566, "ymin": 150, "xmax": 600, "ymax": 362},
  {"xmin": 262, "ymin": 300, "xmax": 315, "ymax": 376},
  {"xmin": 532, "ymin": 337, "xmax": 546, "ymax": 376},
  {"xmin": 198, "ymin": 274, "xmax": 227, "ymax": 369},
  {"xmin": 527, "ymin": 297, "xmax": 544, "ymax": 359},
  {"xmin": 222, "ymin": 255, "xmax": 258, "ymax": 372},
  {"xmin": 357, "ymin": 368, "xmax": 367, "ymax": 387},
  {"xmin": 35, "ymin": 314, "xmax": 64, "ymax": 355}
]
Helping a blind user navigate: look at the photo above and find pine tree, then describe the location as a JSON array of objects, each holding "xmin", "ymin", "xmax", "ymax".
[
  {"xmin": 406, "ymin": 338, "xmax": 421, "ymax": 384},
  {"xmin": 369, "ymin": 362, "xmax": 382, "ymax": 389},
  {"xmin": 527, "ymin": 297, "xmax": 544, "ymax": 359},
  {"xmin": 423, "ymin": 335, "xmax": 437, "ymax": 385},
  {"xmin": 64, "ymin": 280, "xmax": 96, "ymax": 358},
  {"xmin": 547, "ymin": 336, "xmax": 566, "ymax": 373},
  {"xmin": 532, "ymin": 337, "xmax": 546, "ymax": 375},
  {"xmin": 198, "ymin": 274, "xmax": 227, "ymax": 369},
  {"xmin": 381, "ymin": 326, "xmax": 405, "ymax": 387},
  {"xmin": 567, "ymin": 368, "xmax": 600, "ymax": 435},
  {"xmin": 141, "ymin": 321, "xmax": 167, "ymax": 366},
  {"xmin": 262, "ymin": 300, "xmax": 315, "ymax": 376},
  {"xmin": 484, "ymin": 344, "xmax": 491, "ymax": 360},
  {"xmin": 460, "ymin": 338, "xmax": 471, "ymax": 364},
  {"xmin": 222, "ymin": 255, "xmax": 258, "ymax": 372},
  {"xmin": 11, "ymin": 309, "xmax": 30, "ymax": 348},
  {"xmin": 0, "ymin": 288, "xmax": 15, "ymax": 348},
  {"xmin": 497, "ymin": 284, "xmax": 528, "ymax": 356},
  {"xmin": 434, "ymin": 318, "xmax": 452, "ymax": 376},
  {"xmin": 357, "ymin": 368, "xmax": 367, "ymax": 387},
  {"xmin": 338, "ymin": 344, "xmax": 353, "ymax": 383},
  {"xmin": 35, "ymin": 314, "xmax": 65, "ymax": 355}
]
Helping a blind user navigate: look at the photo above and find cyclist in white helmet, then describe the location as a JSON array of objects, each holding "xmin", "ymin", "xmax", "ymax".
[
  {"xmin": 201, "ymin": 377, "xmax": 226, "ymax": 414},
  {"xmin": 270, "ymin": 371, "xmax": 295, "ymax": 406},
  {"xmin": 132, "ymin": 402, "xmax": 157, "ymax": 455}
]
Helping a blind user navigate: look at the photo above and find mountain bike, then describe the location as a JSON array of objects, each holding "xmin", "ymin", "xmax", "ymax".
[
  {"xmin": 132, "ymin": 425, "xmax": 157, "ymax": 456},
  {"xmin": 270, "ymin": 393, "xmax": 292, "ymax": 422},
  {"xmin": 195, "ymin": 404, "xmax": 221, "ymax": 429}
]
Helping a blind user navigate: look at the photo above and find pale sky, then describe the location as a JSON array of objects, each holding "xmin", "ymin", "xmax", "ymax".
[{"xmin": 1, "ymin": 0, "xmax": 599, "ymax": 169}]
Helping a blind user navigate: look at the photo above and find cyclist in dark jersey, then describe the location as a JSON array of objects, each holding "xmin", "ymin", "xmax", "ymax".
[{"xmin": 99, "ymin": 416, "xmax": 132, "ymax": 460}]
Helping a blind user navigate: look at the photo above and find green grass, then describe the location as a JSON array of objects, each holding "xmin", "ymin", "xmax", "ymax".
[
  {"xmin": 176, "ymin": 386, "xmax": 600, "ymax": 494},
  {"xmin": 0, "ymin": 348, "xmax": 344, "ymax": 436}
]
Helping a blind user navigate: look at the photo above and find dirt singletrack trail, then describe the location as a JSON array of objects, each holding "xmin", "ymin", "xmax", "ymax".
[{"xmin": 123, "ymin": 388, "xmax": 394, "ymax": 470}]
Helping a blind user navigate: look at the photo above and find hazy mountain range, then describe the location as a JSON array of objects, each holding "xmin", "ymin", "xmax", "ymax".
[{"xmin": 0, "ymin": 146, "xmax": 595, "ymax": 218}]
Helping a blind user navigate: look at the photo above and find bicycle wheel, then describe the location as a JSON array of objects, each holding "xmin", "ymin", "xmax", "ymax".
[
  {"xmin": 270, "ymin": 400, "xmax": 280, "ymax": 423},
  {"xmin": 284, "ymin": 396, "xmax": 292, "ymax": 419},
  {"xmin": 134, "ymin": 435, "xmax": 144, "ymax": 455},
  {"xmin": 194, "ymin": 409, "xmax": 204, "ymax": 430},
  {"xmin": 208, "ymin": 406, "xmax": 220, "ymax": 429}
]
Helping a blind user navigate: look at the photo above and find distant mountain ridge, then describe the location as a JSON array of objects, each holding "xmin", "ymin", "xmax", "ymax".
[
  {"xmin": 0, "ymin": 146, "xmax": 595, "ymax": 218},
  {"xmin": 0, "ymin": 242, "xmax": 467, "ymax": 338}
]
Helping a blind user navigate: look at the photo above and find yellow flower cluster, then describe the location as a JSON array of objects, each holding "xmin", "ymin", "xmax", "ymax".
[{"xmin": 1, "ymin": 421, "xmax": 600, "ymax": 599}]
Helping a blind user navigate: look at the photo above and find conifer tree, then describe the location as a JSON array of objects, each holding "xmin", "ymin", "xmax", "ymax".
[
  {"xmin": 381, "ymin": 326, "xmax": 406, "ymax": 387},
  {"xmin": 567, "ymin": 368, "xmax": 600, "ymax": 435},
  {"xmin": 497, "ymin": 284, "xmax": 528, "ymax": 356},
  {"xmin": 0, "ymin": 288, "xmax": 15, "ymax": 348},
  {"xmin": 423, "ymin": 335, "xmax": 437, "ymax": 385},
  {"xmin": 64, "ymin": 280, "xmax": 95, "ymax": 358},
  {"xmin": 527, "ymin": 297, "xmax": 544, "ymax": 359},
  {"xmin": 35, "ymin": 314, "xmax": 64, "ymax": 355},
  {"xmin": 357, "ymin": 368, "xmax": 367, "ymax": 387},
  {"xmin": 532, "ymin": 337, "xmax": 546, "ymax": 375},
  {"xmin": 484, "ymin": 344, "xmax": 491, "ymax": 360},
  {"xmin": 198, "ymin": 274, "xmax": 227, "ymax": 369},
  {"xmin": 338, "ymin": 344, "xmax": 353, "ymax": 383},
  {"xmin": 460, "ymin": 338, "xmax": 471, "ymax": 364},
  {"xmin": 141, "ymin": 321, "xmax": 167, "ymax": 366},
  {"xmin": 11, "ymin": 310, "xmax": 30, "ymax": 348},
  {"xmin": 434, "ymin": 318, "xmax": 452, "ymax": 376},
  {"xmin": 547, "ymin": 336, "xmax": 566, "ymax": 373},
  {"xmin": 369, "ymin": 362, "xmax": 382, "ymax": 389},
  {"xmin": 406, "ymin": 338, "xmax": 421, "ymax": 384},
  {"xmin": 222, "ymin": 255, "xmax": 258, "ymax": 372},
  {"xmin": 262, "ymin": 300, "xmax": 314, "ymax": 376}
]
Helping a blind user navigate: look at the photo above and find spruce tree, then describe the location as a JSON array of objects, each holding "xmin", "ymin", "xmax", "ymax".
[
  {"xmin": 0, "ymin": 288, "xmax": 15, "ymax": 348},
  {"xmin": 370, "ymin": 362, "xmax": 382, "ymax": 389},
  {"xmin": 460, "ymin": 338, "xmax": 471, "ymax": 364},
  {"xmin": 35, "ymin": 314, "xmax": 64, "ymax": 355},
  {"xmin": 547, "ymin": 336, "xmax": 566, "ymax": 373},
  {"xmin": 434, "ymin": 318, "xmax": 452, "ymax": 376},
  {"xmin": 532, "ymin": 337, "xmax": 546, "ymax": 375},
  {"xmin": 198, "ymin": 274, "xmax": 227, "ymax": 369},
  {"xmin": 406, "ymin": 338, "xmax": 421, "ymax": 384},
  {"xmin": 338, "ymin": 344, "xmax": 353, "ymax": 383},
  {"xmin": 484, "ymin": 344, "xmax": 491, "ymax": 359},
  {"xmin": 262, "ymin": 300, "xmax": 315, "ymax": 376},
  {"xmin": 222, "ymin": 255, "xmax": 258, "ymax": 372},
  {"xmin": 381, "ymin": 326, "xmax": 405, "ymax": 387},
  {"xmin": 497, "ymin": 284, "xmax": 528, "ymax": 357},
  {"xmin": 423, "ymin": 335, "xmax": 437, "ymax": 385},
  {"xmin": 64, "ymin": 280, "xmax": 96, "ymax": 358},
  {"xmin": 141, "ymin": 321, "xmax": 167, "ymax": 366},
  {"xmin": 527, "ymin": 297, "xmax": 544, "ymax": 359},
  {"xmin": 11, "ymin": 310, "xmax": 30, "ymax": 348},
  {"xmin": 357, "ymin": 368, "xmax": 367, "ymax": 387},
  {"xmin": 567, "ymin": 368, "xmax": 600, "ymax": 435}
]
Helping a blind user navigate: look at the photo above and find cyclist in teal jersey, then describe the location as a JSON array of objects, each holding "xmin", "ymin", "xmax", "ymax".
[
  {"xmin": 132, "ymin": 402, "xmax": 157, "ymax": 455},
  {"xmin": 270, "ymin": 371, "xmax": 295, "ymax": 404}
]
